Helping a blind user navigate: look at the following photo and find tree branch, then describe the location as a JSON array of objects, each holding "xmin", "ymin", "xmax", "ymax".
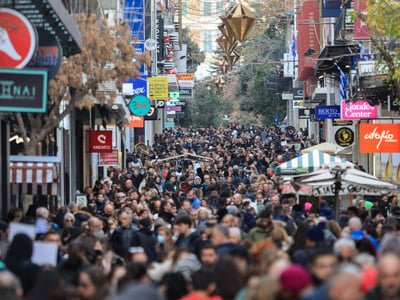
[{"xmin": 15, "ymin": 113, "xmax": 29, "ymax": 146}]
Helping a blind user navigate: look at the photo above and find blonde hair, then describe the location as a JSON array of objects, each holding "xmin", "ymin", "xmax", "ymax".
[{"xmin": 247, "ymin": 275, "xmax": 280, "ymax": 300}]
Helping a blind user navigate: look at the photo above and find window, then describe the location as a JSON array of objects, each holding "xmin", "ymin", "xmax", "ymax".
[
  {"xmin": 203, "ymin": 31, "xmax": 213, "ymax": 53},
  {"xmin": 182, "ymin": 1, "xmax": 188, "ymax": 17},
  {"xmin": 203, "ymin": 1, "xmax": 212, "ymax": 16},
  {"xmin": 215, "ymin": 1, "xmax": 224, "ymax": 15}
]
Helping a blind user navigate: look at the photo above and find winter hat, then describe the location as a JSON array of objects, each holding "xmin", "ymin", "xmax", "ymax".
[
  {"xmin": 306, "ymin": 226, "xmax": 324, "ymax": 242},
  {"xmin": 280, "ymin": 264, "xmax": 312, "ymax": 293},
  {"xmin": 304, "ymin": 202, "xmax": 312, "ymax": 211}
]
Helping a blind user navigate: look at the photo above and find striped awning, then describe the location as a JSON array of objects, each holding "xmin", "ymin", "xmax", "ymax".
[
  {"xmin": 275, "ymin": 150, "xmax": 350, "ymax": 175},
  {"xmin": 10, "ymin": 162, "xmax": 58, "ymax": 183}
]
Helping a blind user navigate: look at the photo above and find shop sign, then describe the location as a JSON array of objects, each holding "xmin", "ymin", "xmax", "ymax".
[
  {"xmin": 360, "ymin": 123, "xmax": 400, "ymax": 153},
  {"xmin": 0, "ymin": 8, "xmax": 37, "ymax": 69},
  {"xmin": 341, "ymin": 100, "xmax": 378, "ymax": 120},
  {"xmin": 125, "ymin": 115, "xmax": 144, "ymax": 128},
  {"xmin": 129, "ymin": 95, "xmax": 150, "ymax": 116},
  {"xmin": 176, "ymin": 74, "xmax": 194, "ymax": 87},
  {"xmin": 165, "ymin": 106, "xmax": 182, "ymax": 112},
  {"xmin": 90, "ymin": 131, "xmax": 113, "ymax": 153},
  {"xmin": 0, "ymin": 69, "xmax": 47, "ymax": 113},
  {"xmin": 144, "ymin": 106, "xmax": 157, "ymax": 120},
  {"xmin": 335, "ymin": 127, "xmax": 354, "ymax": 147},
  {"xmin": 28, "ymin": 28, "xmax": 63, "ymax": 79},
  {"xmin": 316, "ymin": 105, "xmax": 341, "ymax": 119},
  {"xmin": 179, "ymin": 87, "xmax": 193, "ymax": 99},
  {"xmin": 148, "ymin": 77, "xmax": 168, "ymax": 100},
  {"xmin": 99, "ymin": 150, "xmax": 119, "ymax": 166},
  {"xmin": 298, "ymin": 108, "xmax": 315, "ymax": 120}
]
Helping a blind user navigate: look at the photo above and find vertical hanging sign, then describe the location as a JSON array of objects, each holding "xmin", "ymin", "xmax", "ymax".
[{"xmin": 124, "ymin": 0, "xmax": 145, "ymax": 41}]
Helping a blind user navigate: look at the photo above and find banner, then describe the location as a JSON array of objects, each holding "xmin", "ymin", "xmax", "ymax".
[
  {"xmin": 124, "ymin": 0, "xmax": 145, "ymax": 41},
  {"xmin": 125, "ymin": 115, "xmax": 144, "ymax": 128},
  {"xmin": 133, "ymin": 43, "xmax": 146, "ymax": 74},
  {"xmin": 360, "ymin": 123, "xmax": 400, "ymax": 153},
  {"xmin": 354, "ymin": 0, "xmax": 370, "ymax": 39},
  {"xmin": 123, "ymin": 75, "xmax": 147, "ymax": 96},
  {"xmin": 148, "ymin": 77, "xmax": 168, "ymax": 100},
  {"xmin": 315, "ymin": 105, "xmax": 341, "ymax": 119}
]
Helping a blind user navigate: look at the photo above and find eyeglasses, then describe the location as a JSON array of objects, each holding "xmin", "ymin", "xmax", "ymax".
[{"xmin": 65, "ymin": 219, "xmax": 74, "ymax": 223}]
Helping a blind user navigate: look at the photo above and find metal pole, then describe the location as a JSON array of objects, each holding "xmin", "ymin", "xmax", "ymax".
[{"xmin": 334, "ymin": 175, "xmax": 341, "ymax": 221}]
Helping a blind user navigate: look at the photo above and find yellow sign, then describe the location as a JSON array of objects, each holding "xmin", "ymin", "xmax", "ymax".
[{"xmin": 148, "ymin": 77, "xmax": 168, "ymax": 100}]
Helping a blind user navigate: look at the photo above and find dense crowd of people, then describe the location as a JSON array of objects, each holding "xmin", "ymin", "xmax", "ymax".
[{"xmin": 0, "ymin": 124, "xmax": 399, "ymax": 300}]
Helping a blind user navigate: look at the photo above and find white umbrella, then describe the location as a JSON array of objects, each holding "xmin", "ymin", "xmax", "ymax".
[{"xmin": 292, "ymin": 162, "xmax": 399, "ymax": 220}]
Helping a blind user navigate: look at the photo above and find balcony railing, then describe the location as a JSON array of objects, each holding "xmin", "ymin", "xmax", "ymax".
[{"xmin": 358, "ymin": 60, "xmax": 388, "ymax": 77}]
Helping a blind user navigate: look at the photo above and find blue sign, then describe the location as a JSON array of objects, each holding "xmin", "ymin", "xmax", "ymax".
[
  {"xmin": 129, "ymin": 95, "xmax": 150, "ymax": 116},
  {"xmin": 124, "ymin": 0, "xmax": 145, "ymax": 41},
  {"xmin": 133, "ymin": 43, "xmax": 145, "ymax": 74},
  {"xmin": 316, "ymin": 105, "xmax": 341, "ymax": 119},
  {"xmin": 124, "ymin": 75, "xmax": 147, "ymax": 96}
]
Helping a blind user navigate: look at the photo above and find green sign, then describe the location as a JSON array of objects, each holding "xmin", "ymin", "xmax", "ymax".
[
  {"xmin": 169, "ymin": 92, "xmax": 180, "ymax": 100},
  {"xmin": 0, "ymin": 69, "xmax": 48, "ymax": 113},
  {"xmin": 129, "ymin": 95, "xmax": 151, "ymax": 116}
]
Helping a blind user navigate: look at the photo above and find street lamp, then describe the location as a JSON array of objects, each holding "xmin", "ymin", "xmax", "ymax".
[{"xmin": 330, "ymin": 166, "xmax": 345, "ymax": 221}]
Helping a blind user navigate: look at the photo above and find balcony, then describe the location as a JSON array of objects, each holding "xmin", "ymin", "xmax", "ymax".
[{"xmin": 358, "ymin": 60, "xmax": 388, "ymax": 77}]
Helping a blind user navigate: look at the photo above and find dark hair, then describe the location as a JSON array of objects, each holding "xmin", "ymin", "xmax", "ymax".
[
  {"xmin": 311, "ymin": 248, "xmax": 336, "ymax": 264},
  {"xmin": 161, "ymin": 272, "xmax": 188, "ymax": 300},
  {"xmin": 79, "ymin": 265, "xmax": 110, "ymax": 300},
  {"xmin": 191, "ymin": 268, "xmax": 216, "ymax": 291},
  {"xmin": 260, "ymin": 209, "xmax": 272, "ymax": 219},
  {"xmin": 214, "ymin": 257, "xmax": 244, "ymax": 299},
  {"xmin": 174, "ymin": 215, "xmax": 192, "ymax": 227}
]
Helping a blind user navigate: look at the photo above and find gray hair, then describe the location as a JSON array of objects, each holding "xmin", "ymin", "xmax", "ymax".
[
  {"xmin": 326, "ymin": 263, "xmax": 361, "ymax": 291},
  {"xmin": 64, "ymin": 213, "xmax": 75, "ymax": 223},
  {"xmin": 333, "ymin": 238, "xmax": 356, "ymax": 255},
  {"xmin": 214, "ymin": 224, "xmax": 230, "ymax": 238},
  {"xmin": 229, "ymin": 227, "xmax": 241, "ymax": 238}
]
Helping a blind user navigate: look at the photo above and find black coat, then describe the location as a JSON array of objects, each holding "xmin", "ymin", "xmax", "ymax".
[
  {"xmin": 175, "ymin": 232, "xmax": 203, "ymax": 258},
  {"xmin": 131, "ymin": 228, "xmax": 157, "ymax": 262},
  {"xmin": 110, "ymin": 225, "xmax": 138, "ymax": 257}
]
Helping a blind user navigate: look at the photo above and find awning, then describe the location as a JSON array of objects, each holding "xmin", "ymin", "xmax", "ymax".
[
  {"xmin": 275, "ymin": 150, "xmax": 351, "ymax": 175},
  {"xmin": 314, "ymin": 44, "xmax": 357, "ymax": 77},
  {"xmin": 10, "ymin": 162, "xmax": 58, "ymax": 183}
]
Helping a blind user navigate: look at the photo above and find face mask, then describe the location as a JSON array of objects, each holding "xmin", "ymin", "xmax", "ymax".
[
  {"xmin": 157, "ymin": 235, "xmax": 165, "ymax": 244},
  {"xmin": 172, "ymin": 233, "xmax": 179, "ymax": 242},
  {"xmin": 140, "ymin": 172, "xmax": 145, "ymax": 175},
  {"xmin": 109, "ymin": 229, "xmax": 115, "ymax": 235}
]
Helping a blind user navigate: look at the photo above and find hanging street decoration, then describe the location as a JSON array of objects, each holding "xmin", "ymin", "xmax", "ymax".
[{"xmin": 220, "ymin": 3, "xmax": 257, "ymax": 42}]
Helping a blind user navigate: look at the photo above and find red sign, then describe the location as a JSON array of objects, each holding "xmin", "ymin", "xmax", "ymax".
[
  {"xmin": 297, "ymin": 0, "xmax": 320, "ymax": 81},
  {"xmin": 90, "ymin": 131, "xmax": 113, "ymax": 153},
  {"xmin": 0, "ymin": 8, "xmax": 37, "ymax": 69},
  {"xmin": 360, "ymin": 124, "xmax": 400, "ymax": 153},
  {"xmin": 99, "ymin": 150, "xmax": 119, "ymax": 166},
  {"xmin": 354, "ymin": 0, "xmax": 370, "ymax": 40}
]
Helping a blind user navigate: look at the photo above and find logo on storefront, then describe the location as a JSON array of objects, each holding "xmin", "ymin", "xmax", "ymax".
[
  {"xmin": 360, "ymin": 123, "xmax": 400, "ymax": 153},
  {"xmin": 129, "ymin": 95, "xmax": 151, "ymax": 116},
  {"xmin": 0, "ymin": 8, "xmax": 37, "ymax": 69},
  {"xmin": 90, "ymin": 131, "xmax": 113, "ymax": 153},
  {"xmin": 335, "ymin": 127, "xmax": 354, "ymax": 147}
]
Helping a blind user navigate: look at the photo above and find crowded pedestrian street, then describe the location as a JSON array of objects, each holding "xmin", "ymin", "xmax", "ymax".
[{"xmin": 0, "ymin": 124, "xmax": 399, "ymax": 300}]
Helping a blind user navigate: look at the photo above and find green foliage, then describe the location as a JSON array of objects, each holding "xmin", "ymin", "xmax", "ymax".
[
  {"xmin": 183, "ymin": 84, "xmax": 224, "ymax": 127},
  {"xmin": 182, "ymin": 28, "xmax": 205, "ymax": 74}
]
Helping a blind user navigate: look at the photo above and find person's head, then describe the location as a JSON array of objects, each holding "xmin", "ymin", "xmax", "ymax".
[
  {"xmin": 88, "ymin": 217, "xmax": 104, "ymax": 239},
  {"xmin": 119, "ymin": 211, "xmax": 133, "ymax": 228},
  {"xmin": 222, "ymin": 214, "xmax": 236, "ymax": 227},
  {"xmin": 377, "ymin": 252, "xmax": 400, "ymax": 298},
  {"xmin": 64, "ymin": 213, "xmax": 75, "ymax": 228},
  {"xmin": 348, "ymin": 217, "xmax": 363, "ymax": 231},
  {"xmin": 0, "ymin": 270, "xmax": 23, "ymax": 297},
  {"xmin": 97, "ymin": 193, "xmax": 105, "ymax": 203},
  {"xmin": 259, "ymin": 209, "xmax": 272, "ymax": 229},
  {"xmin": 187, "ymin": 189, "xmax": 197, "ymax": 200},
  {"xmin": 232, "ymin": 193, "xmax": 242, "ymax": 206},
  {"xmin": 211, "ymin": 224, "xmax": 230, "ymax": 246},
  {"xmin": 43, "ymin": 230, "xmax": 62, "ymax": 248},
  {"xmin": 200, "ymin": 244, "xmax": 219, "ymax": 266},
  {"xmin": 174, "ymin": 215, "xmax": 192, "ymax": 236},
  {"xmin": 181, "ymin": 200, "xmax": 192, "ymax": 213},
  {"xmin": 78, "ymin": 266, "xmax": 109, "ymax": 300},
  {"xmin": 311, "ymin": 248, "xmax": 338, "ymax": 284},
  {"xmin": 36, "ymin": 207, "xmax": 49, "ymax": 219},
  {"xmin": 103, "ymin": 204, "xmax": 114, "ymax": 217},
  {"xmin": 326, "ymin": 264, "xmax": 362, "ymax": 300},
  {"xmin": 161, "ymin": 200, "xmax": 173, "ymax": 214},
  {"xmin": 229, "ymin": 227, "xmax": 242, "ymax": 244},
  {"xmin": 190, "ymin": 268, "xmax": 217, "ymax": 295}
]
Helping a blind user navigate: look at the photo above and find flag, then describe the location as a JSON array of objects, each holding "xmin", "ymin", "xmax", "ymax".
[
  {"xmin": 335, "ymin": 63, "xmax": 348, "ymax": 101},
  {"xmin": 291, "ymin": 33, "xmax": 297, "ymax": 58},
  {"xmin": 359, "ymin": 41, "xmax": 366, "ymax": 60}
]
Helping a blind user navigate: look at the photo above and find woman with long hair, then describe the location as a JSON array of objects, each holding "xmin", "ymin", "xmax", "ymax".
[{"xmin": 78, "ymin": 265, "xmax": 110, "ymax": 300}]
